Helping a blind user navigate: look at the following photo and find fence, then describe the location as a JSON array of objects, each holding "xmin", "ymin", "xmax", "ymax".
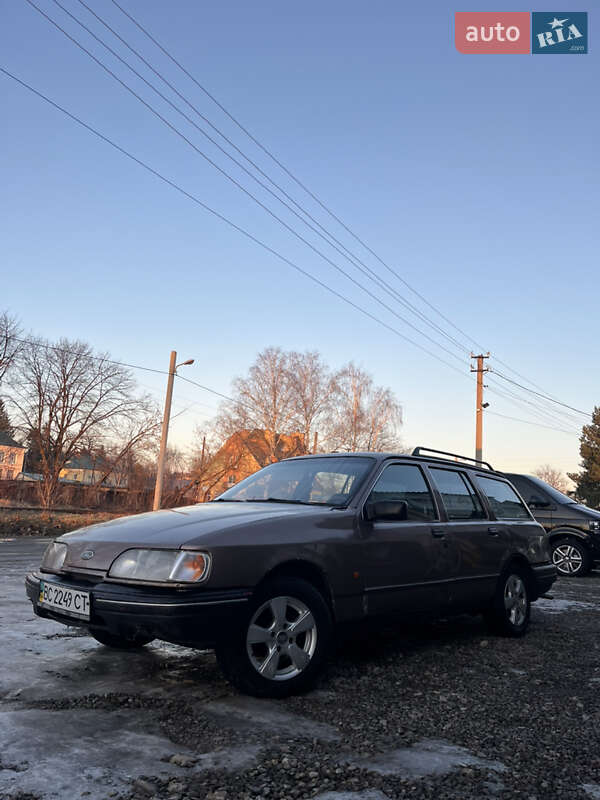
[{"xmin": 0, "ymin": 479, "xmax": 153, "ymax": 512}]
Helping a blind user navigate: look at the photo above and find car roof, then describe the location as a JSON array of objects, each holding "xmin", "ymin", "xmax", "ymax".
[{"xmin": 287, "ymin": 451, "xmax": 507, "ymax": 477}]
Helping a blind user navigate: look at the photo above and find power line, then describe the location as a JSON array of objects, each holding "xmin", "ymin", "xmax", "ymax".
[
  {"xmin": 108, "ymin": 0, "xmax": 570, "ymax": 402},
  {"xmin": 486, "ymin": 410, "xmax": 580, "ymax": 436},
  {"xmin": 7, "ymin": 334, "xmax": 170, "ymax": 376},
  {"xmin": 176, "ymin": 374, "xmax": 244, "ymax": 408},
  {"xmin": 0, "ymin": 65, "xmax": 472, "ymax": 380},
  {"xmin": 109, "ymin": 0, "xmax": 484, "ymax": 349},
  {"xmin": 24, "ymin": 0, "xmax": 469, "ymax": 369},
  {"xmin": 24, "ymin": 1, "xmax": 589, "ymax": 422},
  {"xmin": 485, "ymin": 378, "xmax": 583, "ymax": 432},
  {"xmin": 491, "ymin": 370, "xmax": 591, "ymax": 418},
  {"xmin": 5, "ymin": 0, "xmax": 590, "ymax": 433},
  {"xmin": 67, "ymin": 0, "xmax": 472, "ymax": 361},
  {"xmin": 6, "ymin": 333, "xmax": 227, "ymax": 420}
]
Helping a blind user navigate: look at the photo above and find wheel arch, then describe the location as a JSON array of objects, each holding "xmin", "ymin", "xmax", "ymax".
[
  {"xmin": 500, "ymin": 554, "xmax": 536, "ymax": 598},
  {"xmin": 547, "ymin": 531, "xmax": 592, "ymax": 577},
  {"xmin": 548, "ymin": 527, "xmax": 591, "ymax": 546},
  {"xmin": 254, "ymin": 559, "xmax": 335, "ymax": 616}
]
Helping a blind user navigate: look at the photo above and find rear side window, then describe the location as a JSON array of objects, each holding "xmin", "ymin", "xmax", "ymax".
[
  {"xmin": 429, "ymin": 468, "xmax": 487, "ymax": 521},
  {"xmin": 503, "ymin": 475, "xmax": 531, "ymax": 500},
  {"xmin": 477, "ymin": 477, "xmax": 531, "ymax": 520},
  {"xmin": 368, "ymin": 464, "xmax": 438, "ymax": 521}
]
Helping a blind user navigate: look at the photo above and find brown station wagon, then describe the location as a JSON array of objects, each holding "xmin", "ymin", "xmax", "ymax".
[{"xmin": 26, "ymin": 448, "xmax": 556, "ymax": 697}]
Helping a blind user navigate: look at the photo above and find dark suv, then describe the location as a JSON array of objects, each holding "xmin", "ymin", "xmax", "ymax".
[
  {"xmin": 26, "ymin": 448, "xmax": 555, "ymax": 697},
  {"xmin": 505, "ymin": 473, "xmax": 600, "ymax": 577}
]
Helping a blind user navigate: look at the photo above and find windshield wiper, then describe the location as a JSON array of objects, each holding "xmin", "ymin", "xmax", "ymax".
[
  {"xmin": 245, "ymin": 497, "xmax": 325, "ymax": 506},
  {"xmin": 212, "ymin": 498, "xmax": 246, "ymax": 502}
]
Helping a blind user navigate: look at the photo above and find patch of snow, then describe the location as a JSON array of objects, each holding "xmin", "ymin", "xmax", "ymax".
[
  {"xmin": 0, "ymin": 709, "xmax": 260, "ymax": 800},
  {"xmin": 205, "ymin": 696, "xmax": 339, "ymax": 742},
  {"xmin": 346, "ymin": 739, "xmax": 506, "ymax": 778},
  {"xmin": 534, "ymin": 598, "xmax": 597, "ymax": 614}
]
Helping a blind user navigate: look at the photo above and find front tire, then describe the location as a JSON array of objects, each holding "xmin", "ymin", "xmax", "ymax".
[
  {"xmin": 90, "ymin": 628, "xmax": 154, "ymax": 649},
  {"xmin": 215, "ymin": 577, "xmax": 333, "ymax": 698},
  {"xmin": 551, "ymin": 537, "xmax": 591, "ymax": 577},
  {"xmin": 485, "ymin": 566, "xmax": 531, "ymax": 637}
]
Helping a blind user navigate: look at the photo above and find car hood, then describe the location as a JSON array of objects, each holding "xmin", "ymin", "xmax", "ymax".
[
  {"xmin": 56, "ymin": 502, "xmax": 328, "ymax": 572},
  {"xmin": 561, "ymin": 503, "xmax": 600, "ymax": 520}
]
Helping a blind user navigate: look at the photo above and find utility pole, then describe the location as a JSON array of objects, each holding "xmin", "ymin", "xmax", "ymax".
[
  {"xmin": 470, "ymin": 353, "xmax": 490, "ymax": 464},
  {"xmin": 153, "ymin": 351, "xmax": 194, "ymax": 511},
  {"xmin": 312, "ymin": 431, "xmax": 319, "ymax": 455}
]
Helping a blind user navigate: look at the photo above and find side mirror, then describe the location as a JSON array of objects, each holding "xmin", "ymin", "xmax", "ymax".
[
  {"xmin": 528, "ymin": 495, "xmax": 551, "ymax": 509},
  {"xmin": 365, "ymin": 500, "xmax": 409, "ymax": 521}
]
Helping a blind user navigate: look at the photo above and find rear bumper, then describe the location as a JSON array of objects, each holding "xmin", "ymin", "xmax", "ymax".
[
  {"xmin": 531, "ymin": 563, "xmax": 557, "ymax": 599},
  {"xmin": 25, "ymin": 572, "xmax": 251, "ymax": 647}
]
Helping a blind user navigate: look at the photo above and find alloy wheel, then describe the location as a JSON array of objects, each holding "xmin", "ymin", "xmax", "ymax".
[
  {"xmin": 504, "ymin": 574, "xmax": 527, "ymax": 627},
  {"xmin": 246, "ymin": 595, "xmax": 317, "ymax": 681},
  {"xmin": 552, "ymin": 543, "xmax": 584, "ymax": 575}
]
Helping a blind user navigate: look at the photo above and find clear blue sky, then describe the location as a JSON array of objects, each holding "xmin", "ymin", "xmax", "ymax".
[{"xmin": 1, "ymin": 0, "xmax": 597, "ymax": 476}]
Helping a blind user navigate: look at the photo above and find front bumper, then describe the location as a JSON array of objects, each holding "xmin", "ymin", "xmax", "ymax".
[
  {"xmin": 531, "ymin": 563, "xmax": 557, "ymax": 598},
  {"xmin": 588, "ymin": 534, "xmax": 600, "ymax": 558},
  {"xmin": 25, "ymin": 572, "xmax": 251, "ymax": 647}
]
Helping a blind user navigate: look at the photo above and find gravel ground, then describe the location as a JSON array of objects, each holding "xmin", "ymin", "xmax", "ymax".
[
  {"xmin": 115, "ymin": 595, "xmax": 600, "ymax": 800},
  {"xmin": 3, "ymin": 538, "xmax": 600, "ymax": 800}
]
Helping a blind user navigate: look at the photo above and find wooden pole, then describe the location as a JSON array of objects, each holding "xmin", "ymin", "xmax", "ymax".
[{"xmin": 153, "ymin": 350, "xmax": 177, "ymax": 511}]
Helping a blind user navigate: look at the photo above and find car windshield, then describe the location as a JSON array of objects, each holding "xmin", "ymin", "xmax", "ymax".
[
  {"xmin": 216, "ymin": 456, "xmax": 375, "ymax": 506},
  {"xmin": 523, "ymin": 475, "xmax": 575, "ymax": 505}
]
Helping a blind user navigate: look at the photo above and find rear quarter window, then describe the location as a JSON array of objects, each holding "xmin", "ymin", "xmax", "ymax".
[
  {"xmin": 477, "ymin": 476, "xmax": 531, "ymax": 520},
  {"xmin": 428, "ymin": 468, "xmax": 486, "ymax": 521}
]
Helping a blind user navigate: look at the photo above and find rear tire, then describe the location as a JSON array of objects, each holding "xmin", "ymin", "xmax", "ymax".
[
  {"xmin": 215, "ymin": 576, "xmax": 333, "ymax": 698},
  {"xmin": 551, "ymin": 537, "xmax": 591, "ymax": 577},
  {"xmin": 485, "ymin": 566, "xmax": 531, "ymax": 637},
  {"xmin": 90, "ymin": 628, "xmax": 154, "ymax": 649}
]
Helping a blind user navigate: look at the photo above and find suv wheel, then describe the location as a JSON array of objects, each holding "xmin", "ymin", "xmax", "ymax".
[
  {"xmin": 485, "ymin": 566, "xmax": 530, "ymax": 637},
  {"xmin": 215, "ymin": 577, "xmax": 333, "ymax": 698},
  {"xmin": 90, "ymin": 628, "xmax": 154, "ymax": 649},
  {"xmin": 551, "ymin": 537, "xmax": 591, "ymax": 577}
]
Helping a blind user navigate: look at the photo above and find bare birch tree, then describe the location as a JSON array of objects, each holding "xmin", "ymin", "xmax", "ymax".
[
  {"xmin": 218, "ymin": 349, "xmax": 403, "ymax": 457},
  {"xmin": 325, "ymin": 363, "xmax": 402, "ymax": 452},
  {"xmin": 288, "ymin": 350, "xmax": 336, "ymax": 452},
  {"xmin": 7, "ymin": 337, "xmax": 158, "ymax": 507},
  {"xmin": 217, "ymin": 347, "xmax": 297, "ymax": 462}
]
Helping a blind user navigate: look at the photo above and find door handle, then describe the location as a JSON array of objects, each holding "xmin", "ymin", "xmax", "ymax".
[
  {"xmin": 431, "ymin": 527, "xmax": 447, "ymax": 538},
  {"xmin": 488, "ymin": 526, "xmax": 501, "ymax": 536}
]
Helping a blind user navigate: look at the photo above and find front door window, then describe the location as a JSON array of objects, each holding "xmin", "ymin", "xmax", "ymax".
[{"xmin": 367, "ymin": 464, "xmax": 438, "ymax": 521}]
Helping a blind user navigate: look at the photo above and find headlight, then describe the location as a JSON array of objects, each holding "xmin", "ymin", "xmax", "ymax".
[
  {"xmin": 108, "ymin": 549, "xmax": 210, "ymax": 583},
  {"xmin": 589, "ymin": 520, "xmax": 600, "ymax": 532},
  {"xmin": 41, "ymin": 542, "xmax": 68, "ymax": 572}
]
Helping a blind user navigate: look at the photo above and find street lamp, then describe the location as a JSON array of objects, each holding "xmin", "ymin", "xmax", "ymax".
[{"xmin": 153, "ymin": 351, "xmax": 194, "ymax": 511}]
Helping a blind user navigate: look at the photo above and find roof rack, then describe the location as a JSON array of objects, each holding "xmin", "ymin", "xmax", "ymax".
[{"xmin": 411, "ymin": 447, "xmax": 493, "ymax": 471}]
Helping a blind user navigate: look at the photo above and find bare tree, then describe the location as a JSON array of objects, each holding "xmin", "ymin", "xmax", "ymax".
[
  {"xmin": 325, "ymin": 363, "xmax": 403, "ymax": 452},
  {"xmin": 533, "ymin": 464, "xmax": 571, "ymax": 493},
  {"xmin": 188, "ymin": 425, "xmax": 220, "ymax": 473},
  {"xmin": 288, "ymin": 350, "xmax": 336, "ymax": 452},
  {"xmin": 89, "ymin": 411, "xmax": 162, "ymax": 489},
  {"xmin": 7, "ymin": 337, "xmax": 158, "ymax": 507},
  {"xmin": 217, "ymin": 347, "xmax": 297, "ymax": 461},
  {"xmin": 0, "ymin": 311, "xmax": 22, "ymax": 385}
]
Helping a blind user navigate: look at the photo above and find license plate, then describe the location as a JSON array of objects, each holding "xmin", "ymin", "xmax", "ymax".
[{"xmin": 38, "ymin": 581, "xmax": 90, "ymax": 621}]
